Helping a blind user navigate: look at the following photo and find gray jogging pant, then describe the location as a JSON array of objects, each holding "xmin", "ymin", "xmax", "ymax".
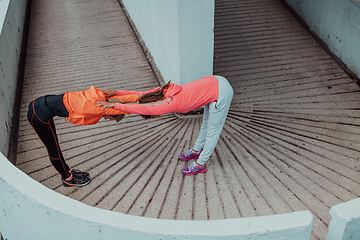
[{"xmin": 193, "ymin": 76, "xmax": 233, "ymax": 165}]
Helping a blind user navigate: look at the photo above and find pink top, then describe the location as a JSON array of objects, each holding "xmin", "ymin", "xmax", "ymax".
[{"xmin": 114, "ymin": 75, "xmax": 219, "ymax": 115}]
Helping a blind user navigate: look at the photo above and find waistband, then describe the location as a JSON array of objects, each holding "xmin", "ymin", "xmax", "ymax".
[
  {"xmin": 45, "ymin": 94, "xmax": 69, "ymax": 117},
  {"xmin": 31, "ymin": 96, "xmax": 56, "ymax": 122}
]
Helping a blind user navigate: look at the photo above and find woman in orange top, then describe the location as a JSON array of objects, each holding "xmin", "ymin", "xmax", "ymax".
[{"xmin": 27, "ymin": 86, "xmax": 138, "ymax": 187}]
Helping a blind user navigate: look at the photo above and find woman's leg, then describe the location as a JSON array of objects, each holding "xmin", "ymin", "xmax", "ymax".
[
  {"xmin": 27, "ymin": 98, "xmax": 71, "ymax": 179},
  {"xmin": 193, "ymin": 104, "xmax": 209, "ymax": 152},
  {"xmin": 196, "ymin": 76, "xmax": 233, "ymax": 165},
  {"xmin": 182, "ymin": 76, "xmax": 233, "ymax": 175}
]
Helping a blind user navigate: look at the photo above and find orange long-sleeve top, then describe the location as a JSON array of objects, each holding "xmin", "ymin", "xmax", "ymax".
[
  {"xmin": 113, "ymin": 75, "xmax": 219, "ymax": 115},
  {"xmin": 63, "ymin": 85, "xmax": 139, "ymax": 125}
]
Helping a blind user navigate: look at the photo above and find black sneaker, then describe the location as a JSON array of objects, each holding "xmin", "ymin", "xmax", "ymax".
[
  {"xmin": 62, "ymin": 174, "xmax": 91, "ymax": 187},
  {"xmin": 70, "ymin": 169, "xmax": 90, "ymax": 178}
]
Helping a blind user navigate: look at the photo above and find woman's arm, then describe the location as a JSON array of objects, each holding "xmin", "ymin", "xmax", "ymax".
[
  {"xmin": 107, "ymin": 94, "xmax": 139, "ymax": 103},
  {"xmin": 96, "ymin": 98, "xmax": 174, "ymax": 115},
  {"xmin": 116, "ymin": 86, "xmax": 162, "ymax": 96},
  {"xmin": 113, "ymin": 101, "xmax": 174, "ymax": 115},
  {"xmin": 101, "ymin": 89, "xmax": 117, "ymax": 97}
]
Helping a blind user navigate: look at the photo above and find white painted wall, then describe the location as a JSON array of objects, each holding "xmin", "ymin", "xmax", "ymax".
[
  {"xmin": 283, "ymin": 0, "xmax": 360, "ymax": 78},
  {"xmin": 0, "ymin": 0, "xmax": 27, "ymax": 157},
  {"xmin": 0, "ymin": 152, "xmax": 313, "ymax": 240},
  {"xmin": 121, "ymin": 0, "xmax": 214, "ymax": 85},
  {"xmin": 326, "ymin": 198, "xmax": 360, "ymax": 240}
]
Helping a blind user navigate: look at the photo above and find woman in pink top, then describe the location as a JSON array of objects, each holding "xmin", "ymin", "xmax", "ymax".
[{"xmin": 97, "ymin": 75, "xmax": 233, "ymax": 175}]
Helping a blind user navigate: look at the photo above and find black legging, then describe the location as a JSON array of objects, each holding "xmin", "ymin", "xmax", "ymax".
[{"xmin": 27, "ymin": 94, "xmax": 71, "ymax": 179}]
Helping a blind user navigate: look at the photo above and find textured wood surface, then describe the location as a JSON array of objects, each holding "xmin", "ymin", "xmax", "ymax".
[{"xmin": 16, "ymin": 0, "xmax": 360, "ymax": 239}]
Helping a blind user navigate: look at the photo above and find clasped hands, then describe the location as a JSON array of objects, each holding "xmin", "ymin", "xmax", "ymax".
[
  {"xmin": 95, "ymin": 100, "xmax": 115, "ymax": 111},
  {"xmin": 95, "ymin": 89, "xmax": 121, "ymax": 111}
]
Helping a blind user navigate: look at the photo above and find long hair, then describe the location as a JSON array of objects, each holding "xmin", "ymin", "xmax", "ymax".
[
  {"xmin": 139, "ymin": 81, "xmax": 171, "ymax": 119},
  {"xmin": 111, "ymin": 114, "xmax": 125, "ymax": 122},
  {"xmin": 139, "ymin": 81, "xmax": 171, "ymax": 103}
]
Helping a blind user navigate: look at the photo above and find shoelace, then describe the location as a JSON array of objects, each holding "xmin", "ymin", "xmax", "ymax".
[
  {"xmin": 188, "ymin": 162, "xmax": 198, "ymax": 170},
  {"xmin": 185, "ymin": 150, "xmax": 194, "ymax": 157}
]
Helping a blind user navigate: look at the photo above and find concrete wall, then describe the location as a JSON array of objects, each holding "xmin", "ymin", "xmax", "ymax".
[
  {"xmin": 0, "ymin": 0, "xmax": 27, "ymax": 157},
  {"xmin": 0, "ymin": 152, "xmax": 313, "ymax": 240},
  {"xmin": 283, "ymin": 0, "xmax": 360, "ymax": 78},
  {"xmin": 326, "ymin": 198, "xmax": 360, "ymax": 240},
  {"xmin": 121, "ymin": 0, "xmax": 214, "ymax": 85}
]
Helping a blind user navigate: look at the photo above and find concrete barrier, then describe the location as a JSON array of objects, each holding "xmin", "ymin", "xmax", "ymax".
[
  {"xmin": 282, "ymin": 0, "xmax": 360, "ymax": 79},
  {"xmin": 0, "ymin": 0, "xmax": 27, "ymax": 158},
  {"xmin": 120, "ymin": 0, "xmax": 214, "ymax": 85},
  {"xmin": 326, "ymin": 198, "xmax": 360, "ymax": 240},
  {"xmin": 0, "ymin": 152, "xmax": 313, "ymax": 240}
]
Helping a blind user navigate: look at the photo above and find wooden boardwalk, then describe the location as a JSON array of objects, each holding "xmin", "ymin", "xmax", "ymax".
[{"xmin": 16, "ymin": 0, "xmax": 360, "ymax": 239}]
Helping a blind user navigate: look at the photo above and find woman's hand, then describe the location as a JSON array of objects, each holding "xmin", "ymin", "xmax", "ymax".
[
  {"xmin": 101, "ymin": 89, "xmax": 117, "ymax": 97},
  {"xmin": 95, "ymin": 100, "xmax": 115, "ymax": 111}
]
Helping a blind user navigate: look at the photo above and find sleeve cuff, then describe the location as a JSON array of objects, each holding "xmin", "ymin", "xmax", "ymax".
[
  {"xmin": 114, "ymin": 102, "xmax": 123, "ymax": 110},
  {"xmin": 116, "ymin": 90, "xmax": 127, "ymax": 95}
]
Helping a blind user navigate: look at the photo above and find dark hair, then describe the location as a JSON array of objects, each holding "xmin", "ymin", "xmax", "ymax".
[
  {"xmin": 139, "ymin": 81, "xmax": 171, "ymax": 119},
  {"xmin": 111, "ymin": 114, "xmax": 125, "ymax": 122},
  {"xmin": 139, "ymin": 81, "xmax": 170, "ymax": 103}
]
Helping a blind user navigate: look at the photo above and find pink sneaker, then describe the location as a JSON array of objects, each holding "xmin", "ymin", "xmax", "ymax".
[
  {"xmin": 178, "ymin": 149, "xmax": 201, "ymax": 161},
  {"xmin": 182, "ymin": 162, "xmax": 207, "ymax": 175}
]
